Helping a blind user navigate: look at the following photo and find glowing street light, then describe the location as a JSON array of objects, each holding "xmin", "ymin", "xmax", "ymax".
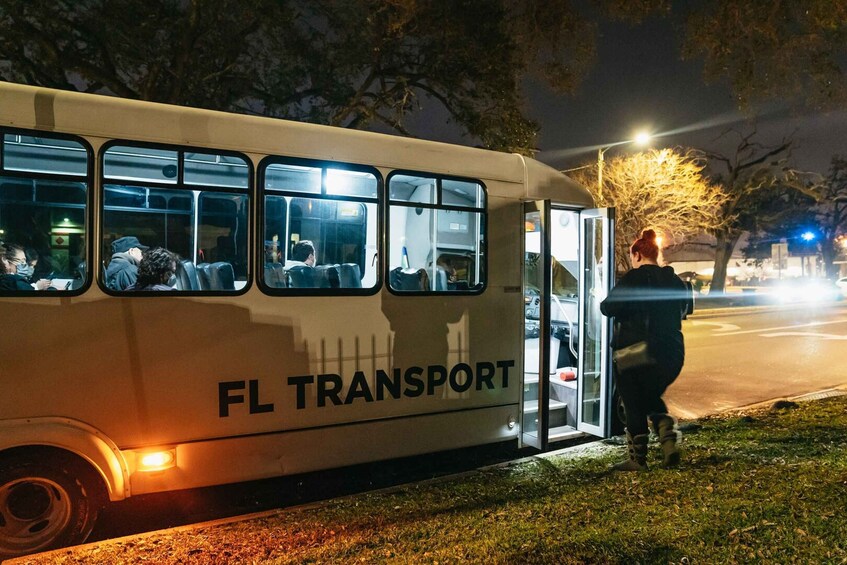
[
  {"xmin": 801, "ymin": 231, "xmax": 815, "ymax": 242},
  {"xmin": 597, "ymin": 130, "xmax": 652, "ymax": 200},
  {"xmin": 634, "ymin": 131, "xmax": 652, "ymax": 146}
]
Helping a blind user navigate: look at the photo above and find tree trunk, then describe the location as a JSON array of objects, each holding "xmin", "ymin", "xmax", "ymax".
[
  {"xmin": 820, "ymin": 237, "xmax": 838, "ymax": 279},
  {"xmin": 710, "ymin": 230, "xmax": 740, "ymax": 294}
]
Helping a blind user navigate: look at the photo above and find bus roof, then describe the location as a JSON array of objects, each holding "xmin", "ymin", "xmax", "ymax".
[{"xmin": 0, "ymin": 81, "xmax": 591, "ymax": 205}]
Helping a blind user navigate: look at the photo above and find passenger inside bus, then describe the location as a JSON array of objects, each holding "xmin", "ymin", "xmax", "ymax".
[
  {"xmin": 105, "ymin": 236, "xmax": 148, "ymax": 291},
  {"xmin": 23, "ymin": 247, "xmax": 53, "ymax": 290},
  {"xmin": 130, "ymin": 247, "xmax": 178, "ymax": 291},
  {"xmin": 0, "ymin": 243, "xmax": 54, "ymax": 291},
  {"xmin": 284, "ymin": 240, "xmax": 316, "ymax": 271}
]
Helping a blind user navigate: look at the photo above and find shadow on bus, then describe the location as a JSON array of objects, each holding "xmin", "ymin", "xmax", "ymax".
[{"xmin": 87, "ymin": 440, "xmax": 537, "ymax": 542}]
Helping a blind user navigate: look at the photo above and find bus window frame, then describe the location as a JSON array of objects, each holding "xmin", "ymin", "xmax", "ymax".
[
  {"xmin": 0, "ymin": 126, "xmax": 94, "ymax": 298},
  {"xmin": 98, "ymin": 139, "xmax": 254, "ymax": 297},
  {"xmin": 386, "ymin": 169, "xmax": 488, "ymax": 297},
  {"xmin": 257, "ymin": 155, "xmax": 383, "ymax": 297}
]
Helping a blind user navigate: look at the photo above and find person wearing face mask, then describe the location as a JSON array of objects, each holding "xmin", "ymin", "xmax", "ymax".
[
  {"xmin": 22, "ymin": 247, "xmax": 53, "ymax": 290},
  {"xmin": 0, "ymin": 243, "xmax": 52, "ymax": 290},
  {"xmin": 131, "ymin": 247, "xmax": 178, "ymax": 291},
  {"xmin": 105, "ymin": 236, "xmax": 148, "ymax": 290}
]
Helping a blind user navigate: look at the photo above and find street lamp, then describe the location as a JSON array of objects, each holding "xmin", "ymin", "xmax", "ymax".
[{"xmin": 597, "ymin": 130, "xmax": 652, "ymax": 200}]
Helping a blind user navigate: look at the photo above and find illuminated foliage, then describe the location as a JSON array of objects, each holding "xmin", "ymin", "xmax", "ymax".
[{"xmin": 572, "ymin": 148, "xmax": 729, "ymax": 273}]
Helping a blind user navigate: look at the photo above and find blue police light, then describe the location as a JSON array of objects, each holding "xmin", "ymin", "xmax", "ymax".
[{"xmin": 801, "ymin": 231, "xmax": 816, "ymax": 242}]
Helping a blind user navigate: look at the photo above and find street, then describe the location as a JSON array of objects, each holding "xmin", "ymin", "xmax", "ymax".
[{"xmin": 666, "ymin": 301, "xmax": 847, "ymax": 419}]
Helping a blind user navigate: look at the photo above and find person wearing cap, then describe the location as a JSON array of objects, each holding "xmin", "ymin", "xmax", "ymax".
[{"xmin": 105, "ymin": 236, "xmax": 148, "ymax": 290}]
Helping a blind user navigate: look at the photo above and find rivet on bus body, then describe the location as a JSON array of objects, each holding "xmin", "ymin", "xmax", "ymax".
[{"xmin": 507, "ymin": 416, "xmax": 516, "ymax": 429}]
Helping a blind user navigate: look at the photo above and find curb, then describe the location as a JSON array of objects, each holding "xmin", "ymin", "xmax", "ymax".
[{"xmin": 688, "ymin": 302, "xmax": 822, "ymax": 318}]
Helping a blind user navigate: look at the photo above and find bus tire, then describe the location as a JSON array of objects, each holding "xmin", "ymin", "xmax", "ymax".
[{"xmin": 0, "ymin": 448, "xmax": 104, "ymax": 560}]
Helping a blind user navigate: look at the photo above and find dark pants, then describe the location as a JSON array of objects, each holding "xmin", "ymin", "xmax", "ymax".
[{"xmin": 615, "ymin": 362, "xmax": 681, "ymax": 436}]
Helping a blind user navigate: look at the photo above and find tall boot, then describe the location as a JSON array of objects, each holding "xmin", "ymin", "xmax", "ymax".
[
  {"xmin": 650, "ymin": 414, "xmax": 681, "ymax": 468},
  {"xmin": 612, "ymin": 430, "xmax": 649, "ymax": 471}
]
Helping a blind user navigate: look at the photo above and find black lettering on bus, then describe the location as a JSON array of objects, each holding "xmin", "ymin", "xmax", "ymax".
[
  {"xmin": 475, "ymin": 361, "xmax": 496, "ymax": 390},
  {"xmin": 376, "ymin": 368, "xmax": 401, "ymax": 400},
  {"xmin": 288, "ymin": 375, "xmax": 314, "ymax": 409},
  {"xmin": 318, "ymin": 373, "xmax": 343, "ymax": 407},
  {"xmin": 219, "ymin": 380, "xmax": 246, "ymax": 417},
  {"xmin": 248, "ymin": 379, "xmax": 275, "ymax": 414},
  {"xmin": 345, "ymin": 371, "xmax": 374, "ymax": 404},
  {"xmin": 449, "ymin": 363, "xmax": 473, "ymax": 393},
  {"xmin": 427, "ymin": 365, "xmax": 448, "ymax": 395},
  {"xmin": 497, "ymin": 360, "xmax": 515, "ymax": 388},
  {"xmin": 403, "ymin": 366, "xmax": 424, "ymax": 397}
]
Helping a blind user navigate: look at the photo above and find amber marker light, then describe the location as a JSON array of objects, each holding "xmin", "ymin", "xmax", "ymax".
[{"xmin": 138, "ymin": 449, "xmax": 176, "ymax": 472}]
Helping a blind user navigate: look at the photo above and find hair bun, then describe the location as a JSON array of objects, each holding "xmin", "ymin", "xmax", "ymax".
[{"xmin": 641, "ymin": 229, "xmax": 657, "ymax": 241}]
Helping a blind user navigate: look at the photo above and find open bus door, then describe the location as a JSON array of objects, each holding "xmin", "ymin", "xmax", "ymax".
[
  {"xmin": 576, "ymin": 207, "xmax": 615, "ymax": 437},
  {"xmin": 521, "ymin": 200, "xmax": 552, "ymax": 449},
  {"xmin": 521, "ymin": 202, "xmax": 615, "ymax": 449}
]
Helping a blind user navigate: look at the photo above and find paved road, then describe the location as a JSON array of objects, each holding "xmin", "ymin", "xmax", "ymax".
[{"xmin": 665, "ymin": 301, "xmax": 847, "ymax": 419}]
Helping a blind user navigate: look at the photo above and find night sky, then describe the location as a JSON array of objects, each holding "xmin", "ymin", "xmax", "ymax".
[
  {"xmin": 408, "ymin": 13, "xmax": 847, "ymax": 175},
  {"xmin": 532, "ymin": 15, "xmax": 847, "ymax": 175}
]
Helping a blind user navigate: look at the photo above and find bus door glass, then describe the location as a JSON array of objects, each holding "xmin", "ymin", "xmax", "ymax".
[
  {"xmin": 576, "ymin": 207, "xmax": 615, "ymax": 437},
  {"xmin": 521, "ymin": 200, "xmax": 551, "ymax": 449}
]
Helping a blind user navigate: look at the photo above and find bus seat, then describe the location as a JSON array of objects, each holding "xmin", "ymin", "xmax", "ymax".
[
  {"xmin": 70, "ymin": 261, "xmax": 86, "ymax": 290},
  {"xmin": 176, "ymin": 259, "xmax": 200, "ymax": 290},
  {"xmin": 314, "ymin": 264, "xmax": 341, "ymax": 288},
  {"xmin": 264, "ymin": 262, "xmax": 286, "ymax": 288},
  {"xmin": 389, "ymin": 267, "xmax": 430, "ymax": 291},
  {"xmin": 208, "ymin": 261, "xmax": 235, "ymax": 290},
  {"xmin": 287, "ymin": 265, "xmax": 315, "ymax": 288},
  {"xmin": 435, "ymin": 266, "xmax": 448, "ymax": 291},
  {"xmin": 339, "ymin": 263, "xmax": 362, "ymax": 288},
  {"xmin": 196, "ymin": 263, "xmax": 211, "ymax": 290}
]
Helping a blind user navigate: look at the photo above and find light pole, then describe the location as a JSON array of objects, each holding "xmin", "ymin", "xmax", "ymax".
[{"xmin": 596, "ymin": 131, "xmax": 652, "ymax": 201}]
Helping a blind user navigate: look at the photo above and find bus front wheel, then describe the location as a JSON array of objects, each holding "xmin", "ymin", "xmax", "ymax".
[{"xmin": 0, "ymin": 449, "xmax": 103, "ymax": 560}]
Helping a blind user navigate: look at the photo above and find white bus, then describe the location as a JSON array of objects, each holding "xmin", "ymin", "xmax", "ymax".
[{"xmin": 0, "ymin": 81, "xmax": 616, "ymax": 558}]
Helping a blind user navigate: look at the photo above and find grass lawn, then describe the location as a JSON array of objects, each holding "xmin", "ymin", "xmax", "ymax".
[{"xmin": 17, "ymin": 396, "xmax": 847, "ymax": 564}]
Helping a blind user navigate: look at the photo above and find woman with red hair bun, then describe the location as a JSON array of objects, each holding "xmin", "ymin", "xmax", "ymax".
[{"xmin": 600, "ymin": 229, "xmax": 688, "ymax": 471}]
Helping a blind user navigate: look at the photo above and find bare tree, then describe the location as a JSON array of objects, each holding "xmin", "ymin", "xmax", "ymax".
[
  {"xmin": 703, "ymin": 129, "xmax": 791, "ymax": 292},
  {"xmin": 783, "ymin": 157, "xmax": 847, "ymax": 278},
  {"xmin": 572, "ymin": 148, "xmax": 729, "ymax": 274}
]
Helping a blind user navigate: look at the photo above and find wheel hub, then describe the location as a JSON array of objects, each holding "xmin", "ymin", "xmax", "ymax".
[{"xmin": 0, "ymin": 477, "xmax": 72, "ymax": 554}]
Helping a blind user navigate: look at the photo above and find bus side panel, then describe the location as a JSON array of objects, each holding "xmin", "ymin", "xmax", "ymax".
[{"xmin": 128, "ymin": 404, "xmax": 516, "ymax": 494}]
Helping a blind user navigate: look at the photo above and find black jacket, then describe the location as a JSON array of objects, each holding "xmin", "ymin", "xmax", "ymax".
[
  {"xmin": 600, "ymin": 264, "xmax": 686, "ymax": 370},
  {"xmin": 0, "ymin": 274, "xmax": 34, "ymax": 291},
  {"xmin": 105, "ymin": 252, "xmax": 139, "ymax": 290}
]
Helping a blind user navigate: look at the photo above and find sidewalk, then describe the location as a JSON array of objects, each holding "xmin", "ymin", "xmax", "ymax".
[{"xmin": 11, "ymin": 392, "xmax": 847, "ymax": 564}]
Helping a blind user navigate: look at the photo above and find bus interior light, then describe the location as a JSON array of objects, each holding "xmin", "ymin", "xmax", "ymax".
[{"xmin": 138, "ymin": 449, "xmax": 176, "ymax": 472}]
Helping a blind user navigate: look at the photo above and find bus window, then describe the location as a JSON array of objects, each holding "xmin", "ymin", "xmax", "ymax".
[
  {"xmin": 387, "ymin": 172, "xmax": 486, "ymax": 294},
  {"xmin": 259, "ymin": 158, "xmax": 380, "ymax": 293},
  {"xmin": 0, "ymin": 131, "xmax": 90, "ymax": 294},
  {"xmin": 101, "ymin": 143, "xmax": 251, "ymax": 293}
]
